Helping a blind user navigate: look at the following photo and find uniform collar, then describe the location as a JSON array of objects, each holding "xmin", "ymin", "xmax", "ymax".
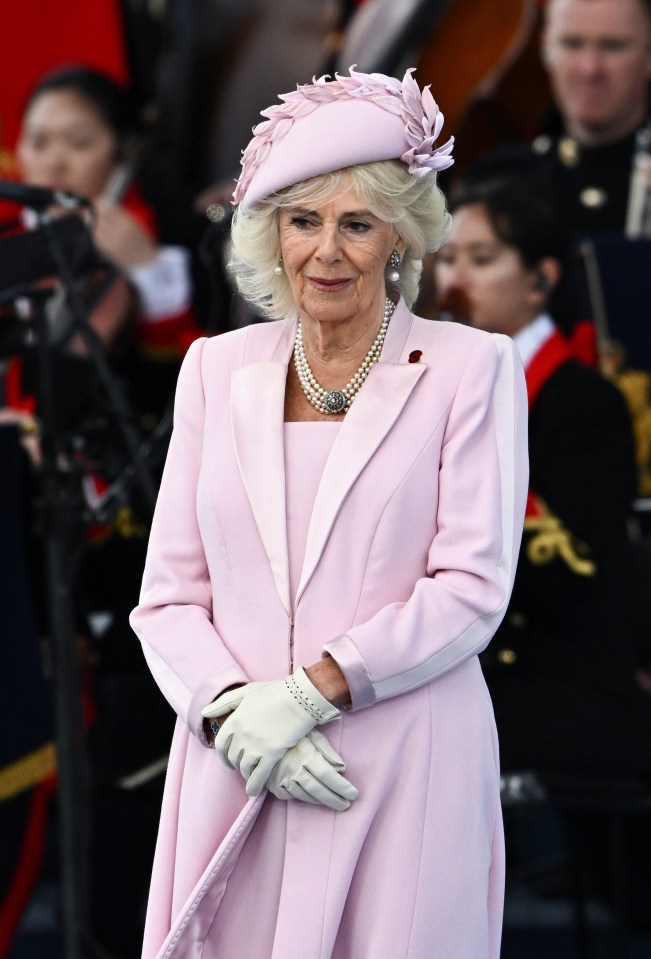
[{"xmin": 513, "ymin": 314, "xmax": 555, "ymax": 369}]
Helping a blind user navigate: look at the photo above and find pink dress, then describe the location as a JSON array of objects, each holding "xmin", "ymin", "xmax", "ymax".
[
  {"xmin": 131, "ymin": 302, "xmax": 528, "ymax": 959},
  {"xmin": 204, "ymin": 422, "xmax": 341, "ymax": 958}
]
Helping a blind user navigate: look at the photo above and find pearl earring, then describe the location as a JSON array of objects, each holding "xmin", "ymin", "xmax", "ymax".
[
  {"xmin": 274, "ymin": 257, "xmax": 284, "ymax": 276},
  {"xmin": 387, "ymin": 250, "xmax": 401, "ymax": 283}
]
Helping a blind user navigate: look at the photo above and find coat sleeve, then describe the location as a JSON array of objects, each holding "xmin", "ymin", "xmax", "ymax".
[
  {"xmin": 323, "ymin": 333, "xmax": 529, "ymax": 709},
  {"xmin": 129, "ymin": 337, "xmax": 249, "ymax": 742}
]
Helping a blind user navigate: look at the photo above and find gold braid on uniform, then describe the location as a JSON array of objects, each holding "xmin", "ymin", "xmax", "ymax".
[
  {"xmin": 613, "ymin": 368, "xmax": 651, "ymax": 497},
  {"xmin": 524, "ymin": 495, "xmax": 596, "ymax": 577}
]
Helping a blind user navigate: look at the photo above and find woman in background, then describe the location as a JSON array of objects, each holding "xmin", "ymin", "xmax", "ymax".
[
  {"xmin": 16, "ymin": 65, "xmax": 197, "ymax": 361},
  {"xmin": 434, "ymin": 177, "xmax": 649, "ymax": 780},
  {"xmin": 1, "ymin": 67, "xmax": 199, "ymax": 958}
]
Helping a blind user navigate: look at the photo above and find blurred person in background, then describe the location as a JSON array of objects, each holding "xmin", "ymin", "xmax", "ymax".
[
  {"xmin": 0, "ymin": 65, "xmax": 197, "ymax": 957},
  {"xmin": 434, "ymin": 178, "xmax": 650, "ymax": 779},
  {"xmin": 467, "ymin": 0, "xmax": 651, "ymax": 237},
  {"xmin": 458, "ymin": 0, "xmax": 651, "ymax": 366},
  {"xmin": 13, "ymin": 65, "xmax": 201, "ymax": 412},
  {"xmin": 434, "ymin": 176, "xmax": 651, "ymax": 925}
]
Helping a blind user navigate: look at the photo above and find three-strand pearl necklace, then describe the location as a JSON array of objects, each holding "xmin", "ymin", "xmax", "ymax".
[{"xmin": 293, "ymin": 297, "xmax": 396, "ymax": 415}]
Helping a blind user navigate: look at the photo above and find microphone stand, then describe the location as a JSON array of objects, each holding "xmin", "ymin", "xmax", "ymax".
[
  {"xmin": 30, "ymin": 287, "xmax": 90, "ymax": 959},
  {"xmin": 40, "ymin": 214, "xmax": 159, "ymax": 514}
]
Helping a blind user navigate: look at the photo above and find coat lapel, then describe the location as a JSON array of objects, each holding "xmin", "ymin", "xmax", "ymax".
[
  {"xmin": 296, "ymin": 301, "xmax": 425, "ymax": 603},
  {"xmin": 230, "ymin": 301, "xmax": 425, "ymax": 613},
  {"xmin": 231, "ymin": 359, "xmax": 292, "ymax": 615}
]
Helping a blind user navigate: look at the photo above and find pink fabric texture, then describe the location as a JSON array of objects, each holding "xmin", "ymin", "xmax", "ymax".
[
  {"xmin": 285, "ymin": 421, "xmax": 341, "ymax": 606},
  {"xmin": 130, "ymin": 300, "xmax": 529, "ymax": 958},
  {"xmin": 198, "ymin": 423, "xmax": 339, "ymax": 957},
  {"xmin": 233, "ymin": 66, "xmax": 455, "ymax": 208}
]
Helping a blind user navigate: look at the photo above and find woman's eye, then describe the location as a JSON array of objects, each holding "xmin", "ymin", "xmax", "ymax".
[
  {"xmin": 26, "ymin": 135, "xmax": 47, "ymax": 151},
  {"xmin": 291, "ymin": 216, "xmax": 315, "ymax": 229},
  {"xmin": 347, "ymin": 220, "xmax": 370, "ymax": 233},
  {"xmin": 69, "ymin": 138, "xmax": 94, "ymax": 150}
]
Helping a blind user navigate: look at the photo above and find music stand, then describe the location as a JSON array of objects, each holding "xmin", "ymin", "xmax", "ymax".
[
  {"xmin": 578, "ymin": 235, "xmax": 651, "ymax": 375},
  {"xmin": 578, "ymin": 235, "xmax": 651, "ymax": 528}
]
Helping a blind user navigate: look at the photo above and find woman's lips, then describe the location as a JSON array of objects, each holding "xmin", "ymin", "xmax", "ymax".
[{"xmin": 308, "ymin": 276, "xmax": 352, "ymax": 292}]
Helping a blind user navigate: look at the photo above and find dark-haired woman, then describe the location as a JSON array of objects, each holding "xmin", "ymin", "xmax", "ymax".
[
  {"xmin": 434, "ymin": 179, "xmax": 651, "ymax": 781},
  {"xmin": 2, "ymin": 67, "xmax": 200, "ymax": 957},
  {"xmin": 15, "ymin": 65, "xmax": 198, "ymax": 365}
]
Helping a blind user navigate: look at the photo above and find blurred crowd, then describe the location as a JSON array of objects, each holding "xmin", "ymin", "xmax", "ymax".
[{"xmin": 2, "ymin": 0, "xmax": 651, "ymax": 956}]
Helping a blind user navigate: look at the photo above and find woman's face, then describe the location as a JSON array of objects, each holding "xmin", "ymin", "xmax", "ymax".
[
  {"xmin": 17, "ymin": 89, "xmax": 119, "ymax": 200},
  {"xmin": 434, "ymin": 203, "xmax": 541, "ymax": 337},
  {"xmin": 278, "ymin": 174, "xmax": 404, "ymax": 330}
]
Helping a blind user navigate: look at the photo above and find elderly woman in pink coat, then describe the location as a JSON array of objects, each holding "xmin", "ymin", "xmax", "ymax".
[{"xmin": 130, "ymin": 66, "xmax": 528, "ymax": 959}]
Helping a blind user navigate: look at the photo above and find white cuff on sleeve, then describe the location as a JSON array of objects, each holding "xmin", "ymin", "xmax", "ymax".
[{"xmin": 128, "ymin": 246, "xmax": 192, "ymax": 320}]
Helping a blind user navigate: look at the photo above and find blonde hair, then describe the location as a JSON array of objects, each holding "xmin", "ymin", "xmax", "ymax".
[{"xmin": 228, "ymin": 160, "xmax": 451, "ymax": 321}]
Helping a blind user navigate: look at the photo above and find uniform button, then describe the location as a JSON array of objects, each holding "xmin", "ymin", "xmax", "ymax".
[
  {"xmin": 580, "ymin": 186, "xmax": 608, "ymax": 208},
  {"xmin": 497, "ymin": 648, "xmax": 518, "ymax": 665},
  {"xmin": 558, "ymin": 136, "xmax": 580, "ymax": 166},
  {"xmin": 508, "ymin": 611, "xmax": 527, "ymax": 628},
  {"xmin": 532, "ymin": 134, "xmax": 552, "ymax": 155}
]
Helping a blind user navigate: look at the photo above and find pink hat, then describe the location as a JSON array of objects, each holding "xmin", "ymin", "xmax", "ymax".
[{"xmin": 233, "ymin": 66, "xmax": 454, "ymax": 209}]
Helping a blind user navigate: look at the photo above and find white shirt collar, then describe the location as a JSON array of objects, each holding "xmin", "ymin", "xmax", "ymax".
[{"xmin": 513, "ymin": 314, "xmax": 556, "ymax": 369}]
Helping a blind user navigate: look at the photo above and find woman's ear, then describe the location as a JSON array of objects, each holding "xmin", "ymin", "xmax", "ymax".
[
  {"xmin": 529, "ymin": 257, "xmax": 561, "ymax": 305},
  {"xmin": 390, "ymin": 229, "xmax": 407, "ymax": 260}
]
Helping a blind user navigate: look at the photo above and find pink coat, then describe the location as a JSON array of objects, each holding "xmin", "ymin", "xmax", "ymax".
[{"xmin": 130, "ymin": 299, "xmax": 528, "ymax": 959}]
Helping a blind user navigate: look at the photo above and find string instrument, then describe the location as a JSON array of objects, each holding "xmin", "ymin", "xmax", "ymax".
[
  {"xmin": 414, "ymin": 0, "xmax": 552, "ymax": 179},
  {"xmin": 334, "ymin": 0, "xmax": 552, "ymax": 181}
]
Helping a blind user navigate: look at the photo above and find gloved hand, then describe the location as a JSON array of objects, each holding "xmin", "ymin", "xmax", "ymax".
[
  {"xmin": 201, "ymin": 668, "xmax": 340, "ymax": 796},
  {"xmin": 266, "ymin": 729, "xmax": 359, "ymax": 811},
  {"xmin": 202, "ymin": 682, "xmax": 267, "ymax": 740}
]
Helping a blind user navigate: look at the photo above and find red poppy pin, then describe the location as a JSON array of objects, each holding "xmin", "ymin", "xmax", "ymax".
[{"xmin": 408, "ymin": 350, "xmax": 423, "ymax": 364}]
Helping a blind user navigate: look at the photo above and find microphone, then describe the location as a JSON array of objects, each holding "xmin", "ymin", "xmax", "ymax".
[{"xmin": 0, "ymin": 179, "xmax": 91, "ymax": 212}]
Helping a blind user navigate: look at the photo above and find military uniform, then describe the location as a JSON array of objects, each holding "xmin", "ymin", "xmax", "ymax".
[
  {"xmin": 463, "ymin": 124, "xmax": 649, "ymax": 358},
  {"xmin": 529, "ymin": 128, "xmax": 639, "ymax": 235},
  {"xmin": 481, "ymin": 316, "xmax": 651, "ymax": 778},
  {"xmin": 466, "ymin": 124, "xmax": 641, "ymax": 237}
]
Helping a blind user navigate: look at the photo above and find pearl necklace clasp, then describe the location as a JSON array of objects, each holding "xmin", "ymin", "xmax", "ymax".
[{"xmin": 293, "ymin": 298, "xmax": 395, "ymax": 415}]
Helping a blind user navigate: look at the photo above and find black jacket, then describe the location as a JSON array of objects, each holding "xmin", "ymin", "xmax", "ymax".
[{"xmin": 486, "ymin": 357, "xmax": 637, "ymax": 677}]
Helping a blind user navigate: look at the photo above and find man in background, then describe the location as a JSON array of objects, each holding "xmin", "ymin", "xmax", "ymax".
[
  {"xmin": 539, "ymin": 0, "xmax": 651, "ymax": 233},
  {"xmin": 449, "ymin": 0, "xmax": 651, "ymax": 368},
  {"xmin": 467, "ymin": 0, "xmax": 651, "ymax": 235}
]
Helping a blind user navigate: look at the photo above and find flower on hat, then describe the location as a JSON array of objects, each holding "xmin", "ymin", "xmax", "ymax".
[{"xmin": 232, "ymin": 66, "xmax": 454, "ymax": 205}]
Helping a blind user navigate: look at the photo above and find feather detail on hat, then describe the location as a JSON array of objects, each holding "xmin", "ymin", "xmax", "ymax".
[{"xmin": 232, "ymin": 66, "xmax": 454, "ymax": 206}]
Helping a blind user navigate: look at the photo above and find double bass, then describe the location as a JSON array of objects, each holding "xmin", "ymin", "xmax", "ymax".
[{"xmin": 335, "ymin": 0, "xmax": 552, "ymax": 179}]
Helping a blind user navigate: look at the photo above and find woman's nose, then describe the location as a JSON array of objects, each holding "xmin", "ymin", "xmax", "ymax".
[
  {"xmin": 436, "ymin": 261, "xmax": 466, "ymax": 293},
  {"xmin": 315, "ymin": 225, "xmax": 342, "ymax": 262},
  {"xmin": 42, "ymin": 139, "xmax": 69, "ymax": 169}
]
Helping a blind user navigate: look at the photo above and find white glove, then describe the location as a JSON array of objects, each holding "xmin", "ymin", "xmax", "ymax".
[
  {"xmin": 202, "ymin": 682, "xmax": 267, "ymax": 740},
  {"xmin": 201, "ymin": 668, "xmax": 340, "ymax": 796},
  {"xmin": 266, "ymin": 729, "xmax": 359, "ymax": 811}
]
